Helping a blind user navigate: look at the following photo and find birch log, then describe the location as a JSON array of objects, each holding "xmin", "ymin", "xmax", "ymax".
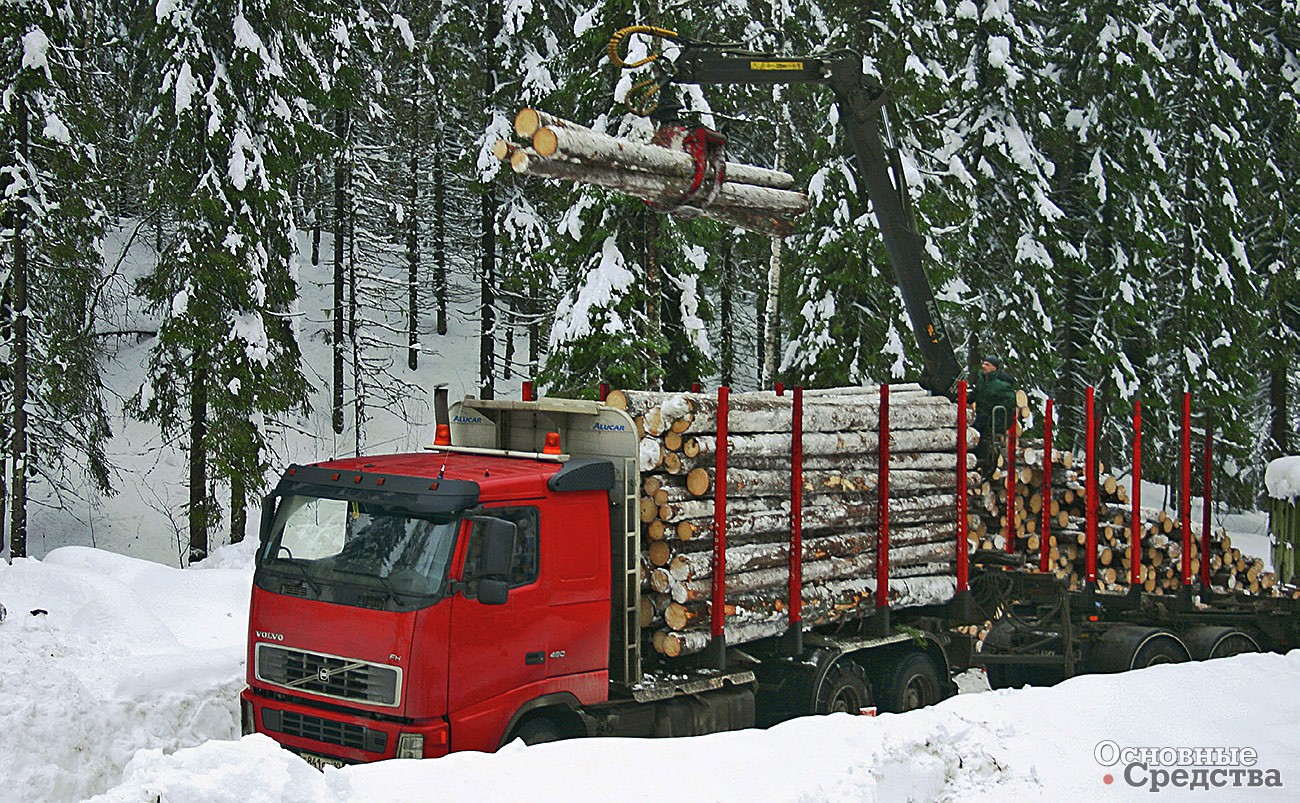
[{"xmin": 531, "ymin": 123, "xmax": 797, "ymax": 190}]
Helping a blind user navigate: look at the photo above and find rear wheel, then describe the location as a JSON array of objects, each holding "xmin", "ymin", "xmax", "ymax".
[
  {"xmin": 1130, "ymin": 633, "xmax": 1191, "ymax": 668},
  {"xmin": 511, "ymin": 717, "xmax": 563, "ymax": 746},
  {"xmin": 877, "ymin": 653, "xmax": 941, "ymax": 714},
  {"xmin": 814, "ymin": 660, "xmax": 870, "ymax": 715}
]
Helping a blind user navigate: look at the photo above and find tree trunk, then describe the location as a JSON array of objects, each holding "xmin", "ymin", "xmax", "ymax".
[
  {"xmin": 434, "ymin": 110, "xmax": 448, "ymax": 336},
  {"xmin": 479, "ymin": 185, "xmax": 496, "ymax": 400},
  {"xmin": 332, "ymin": 106, "xmax": 347, "ymax": 434},
  {"xmin": 1269, "ymin": 359, "xmax": 1289, "ymax": 459},
  {"xmin": 230, "ymin": 469, "xmax": 246, "ymax": 544},
  {"xmin": 188, "ymin": 358, "xmax": 208, "ymax": 564},
  {"xmin": 763, "ymin": 234, "xmax": 781, "ymax": 386},
  {"xmin": 720, "ymin": 238, "xmax": 734, "ymax": 385},
  {"xmin": 643, "ymin": 209, "xmax": 659, "ymax": 388},
  {"xmin": 407, "ymin": 70, "xmax": 420, "ymax": 371},
  {"xmin": 8, "ymin": 97, "xmax": 28, "ymax": 559}
]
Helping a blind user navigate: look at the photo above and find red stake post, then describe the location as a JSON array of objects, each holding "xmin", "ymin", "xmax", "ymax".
[
  {"xmin": 1005, "ymin": 418, "xmax": 1018, "ymax": 555},
  {"xmin": 711, "ymin": 387, "xmax": 730, "ymax": 642},
  {"xmin": 598, "ymin": 382, "xmax": 610, "ymax": 402},
  {"xmin": 876, "ymin": 384, "xmax": 890, "ymax": 610},
  {"xmin": 1131, "ymin": 400, "xmax": 1143, "ymax": 588},
  {"xmin": 1201, "ymin": 423, "xmax": 1213, "ymax": 587},
  {"xmin": 1180, "ymin": 392, "xmax": 1192, "ymax": 586},
  {"xmin": 956, "ymin": 381, "xmax": 970, "ymax": 592},
  {"xmin": 522, "ymin": 381, "xmax": 535, "ymax": 401},
  {"xmin": 789, "ymin": 388, "xmax": 804, "ymax": 628},
  {"xmin": 1040, "ymin": 399, "xmax": 1053, "ymax": 573},
  {"xmin": 1086, "ymin": 387, "xmax": 1098, "ymax": 586}
]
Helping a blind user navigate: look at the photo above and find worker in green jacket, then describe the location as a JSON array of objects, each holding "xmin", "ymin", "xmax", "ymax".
[{"xmin": 972, "ymin": 355, "xmax": 1018, "ymax": 471}]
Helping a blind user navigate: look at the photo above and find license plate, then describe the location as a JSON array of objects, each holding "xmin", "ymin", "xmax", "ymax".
[{"xmin": 296, "ymin": 750, "xmax": 347, "ymax": 771}]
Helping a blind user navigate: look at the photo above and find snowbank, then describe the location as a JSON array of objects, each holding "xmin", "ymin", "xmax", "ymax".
[
  {"xmin": 0, "ymin": 548, "xmax": 252, "ymax": 802},
  {"xmin": 89, "ymin": 652, "xmax": 1300, "ymax": 802}
]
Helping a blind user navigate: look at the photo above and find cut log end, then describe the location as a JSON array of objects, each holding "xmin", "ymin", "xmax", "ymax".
[
  {"xmin": 533, "ymin": 126, "xmax": 559, "ymax": 158},
  {"xmin": 515, "ymin": 108, "xmax": 544, "ymax": 138}
]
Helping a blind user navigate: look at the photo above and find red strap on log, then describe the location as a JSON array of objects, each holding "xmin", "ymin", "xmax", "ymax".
[
  {"xmin": 1086, "ymin": 386, "xmax": 1098, "ymax": 585},
  {"xmin": 711, "ymin": 386, "xmax": 729, "ymax": 638},
  {"xmin": 876, "ymin": 385, "xmax": 890, "ymax": 610},
  {"xmin": 1005, "ymin": 418, "xmax": 1018, "ymax": 555},
  {"xmin": 789, "ymin": 387, "xmax": 804, "ymax": 626},
  {"xmin": 1131, "ymin": 400, "xmax": 1143, "ymax": 587},
  {"xmin": 956, "ymin": 381, "xmax": 969, "ymax": 592},
  {"xmin": 1040, "ymin": 399, "xmax": 1053, "ymax": 574},
  {"xmin": 1201, "ymin": 421, "xmax": 1213, "ymax": 587}
]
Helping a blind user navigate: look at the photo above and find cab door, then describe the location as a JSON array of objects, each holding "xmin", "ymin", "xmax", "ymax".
[{"xmin": 446, "ymin": 507, "xmax": 546, "ymax": 743}]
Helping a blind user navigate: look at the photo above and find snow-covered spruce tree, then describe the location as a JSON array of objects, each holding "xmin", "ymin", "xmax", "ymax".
[
  {"xmin": 1244, "ymin": 0, "xmax": 1300, "ymax": 465},
  {"xmin": 0, "ymin": 1, "xmax": 113, "ymax": 558},
  {"xmin": 533, "ymin": 13, "xmax": 715, "ymax": 396},
  {"xmin": 776, "ymin": 0, "xmax": 967, "ymax": 389},
  {"xmin": 1144, "ymin": 0, "xmax": 1262, "ymax": 504},
  {"xmin": 924, "ymin": 0, "xmax": 1060, "ymax": 402},
  {"xmin": 1041, "ymin": 1, "xmax": 1176, "ymax": 462},
  {"xmin": 135, "ymin": 1, "xmax": 311, "ymax": 560}
]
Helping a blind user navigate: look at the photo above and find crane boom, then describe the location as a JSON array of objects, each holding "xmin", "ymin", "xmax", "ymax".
[{"xmin": 626, "ymin": 36, "xmax": 962, "ymax": 397}]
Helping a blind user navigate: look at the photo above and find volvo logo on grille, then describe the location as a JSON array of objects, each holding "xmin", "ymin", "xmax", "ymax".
[{"xmin": 317, "ymin": 666, "xmax": 332, "ymax": 683}]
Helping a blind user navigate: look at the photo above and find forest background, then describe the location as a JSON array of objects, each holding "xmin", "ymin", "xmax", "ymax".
[{"xmin": 1, "ymin": 0, "xmax": 1297, "ymax": 564}]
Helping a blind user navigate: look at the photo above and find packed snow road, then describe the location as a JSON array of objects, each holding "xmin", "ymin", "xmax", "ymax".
[{"xmin": 0, "ymin": 544, "xmax": 1295, "ymax": 802}]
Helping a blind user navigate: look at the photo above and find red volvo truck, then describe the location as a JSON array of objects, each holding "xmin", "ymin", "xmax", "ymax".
[{"xmin": 240, "ymin": 395, "xmax": 971, "ymax": 768}]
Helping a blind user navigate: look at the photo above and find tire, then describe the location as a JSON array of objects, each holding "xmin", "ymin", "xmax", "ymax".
[
  {"xmin": 1130, "ymin": 633, "xmax": 1190, "ymax": 668},
  {"xmin": 814, "ymin": 660, "xmax": 871, "ymax": 715},
  {"xmin": 511, "ymin": 717, "xmax": 563, "ymax": 746},
  {"xmin": 877, "ymin": 653, "xmax": 941, "ymax": 714}
]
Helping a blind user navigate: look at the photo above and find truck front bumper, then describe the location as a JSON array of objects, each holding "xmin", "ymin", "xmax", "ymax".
[{"xmin": 241, "ymin": 687, "xmax": 450, "ymax": 763}]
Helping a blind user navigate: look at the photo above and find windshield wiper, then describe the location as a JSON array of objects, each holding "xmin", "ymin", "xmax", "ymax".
[{"xmin": 270, "ymin": 558, "xmax": 322, "ymax": 597}]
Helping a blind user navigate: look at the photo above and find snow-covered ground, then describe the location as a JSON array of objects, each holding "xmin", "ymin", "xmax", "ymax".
[{"xmin": 1, "ymin": 543, "xmax": 1297, "ymax": 802}]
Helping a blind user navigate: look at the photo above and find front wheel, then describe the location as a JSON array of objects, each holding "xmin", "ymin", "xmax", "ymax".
[
  {"xmin": 511, "ymin": 717, "xmax": 563, "ymax": 746},
  {"xmin": 877, "ymin": 653, "xmax": 941, "ymax": 714},
  {"xmin": 814, "ymin": 660, "xmax": 871, "ymax": 715}
]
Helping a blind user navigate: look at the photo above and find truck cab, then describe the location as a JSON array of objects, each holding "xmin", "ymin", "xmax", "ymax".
[{"xmin": 241, "ymin": 398, "xmax": 640, "ymax": 765}]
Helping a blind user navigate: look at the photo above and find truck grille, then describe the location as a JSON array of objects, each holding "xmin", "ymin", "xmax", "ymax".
[
  {"xmin": 255, "ymin": 644, "xmax": 402, "ymax": 707},
  {"xmin": 261, "ymin": 708, "xmax": 388, "ymax": 754}
]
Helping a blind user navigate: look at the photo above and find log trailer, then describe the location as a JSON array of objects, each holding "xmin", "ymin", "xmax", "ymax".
[{"xmin": 238, "ymin": 29, "xmax": 1300, "ymax": 767}]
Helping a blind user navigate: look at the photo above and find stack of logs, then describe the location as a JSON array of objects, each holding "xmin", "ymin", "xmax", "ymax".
[
  {"xmin": 609, "ymin": 384, "xmax": 980, "ymax": 659},
  {"xmin": 973, "ymin": 442, "xmax": 1287, "ymax": 597},
  {"xmin": 494, "ymin": 108, "xmax": 810, "ymax": 237}
]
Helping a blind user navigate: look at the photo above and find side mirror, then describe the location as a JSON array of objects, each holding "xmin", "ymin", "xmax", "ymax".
[
  {"xmin": 470, "ymin": 516, "xmax": 517, "ymax": 578},
  {"xmin": 256, "ymin": 495, "xmax": 278, "ymax": 567},
  {"xmin": 477, "ymin": 578, "xmax": 509, "ymax": 606}
]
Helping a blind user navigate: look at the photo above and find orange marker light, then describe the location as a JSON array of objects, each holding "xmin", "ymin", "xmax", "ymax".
[
  {"xmin": 543, "ymin": 432, "xmax": 562, "ymax": 455},
  {"xmin": 434, "ymin": 424, "xmax": 452, "ymax": 446}
]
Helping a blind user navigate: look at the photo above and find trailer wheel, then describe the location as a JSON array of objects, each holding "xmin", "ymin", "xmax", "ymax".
[
  {"xmin": 877, "ymin": 653, "xmax": 940, "ymax": 714},
  {"xmin": 1130, "ymin": 633, "xmax": 1191, "ymax": 668},
  {"xmin": 511, "ymin": 717, "xmax": 563, "ymax": 746},
  {"xmin": 1089, "ymin": 626, "xmax": 1191, "ymax": 673},
  {"xmin": 814, "ymin": 660, "xmax": 870, "ymax": 715}
]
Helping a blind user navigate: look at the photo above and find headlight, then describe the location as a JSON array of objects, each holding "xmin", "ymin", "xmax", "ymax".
[{"xmin": 396, "ymin": 733, "xmax": 424, "ymax": 759}]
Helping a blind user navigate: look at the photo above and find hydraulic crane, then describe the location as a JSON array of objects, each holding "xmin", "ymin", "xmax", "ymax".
[{"xmin": 608, "ymin": 26, "xmax": 962, "ymax": 397}]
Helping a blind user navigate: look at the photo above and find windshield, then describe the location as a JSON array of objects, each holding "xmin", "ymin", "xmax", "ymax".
[{"xmin": 259, "ymin": 494, "xmax": 460, "ymax": 607}]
